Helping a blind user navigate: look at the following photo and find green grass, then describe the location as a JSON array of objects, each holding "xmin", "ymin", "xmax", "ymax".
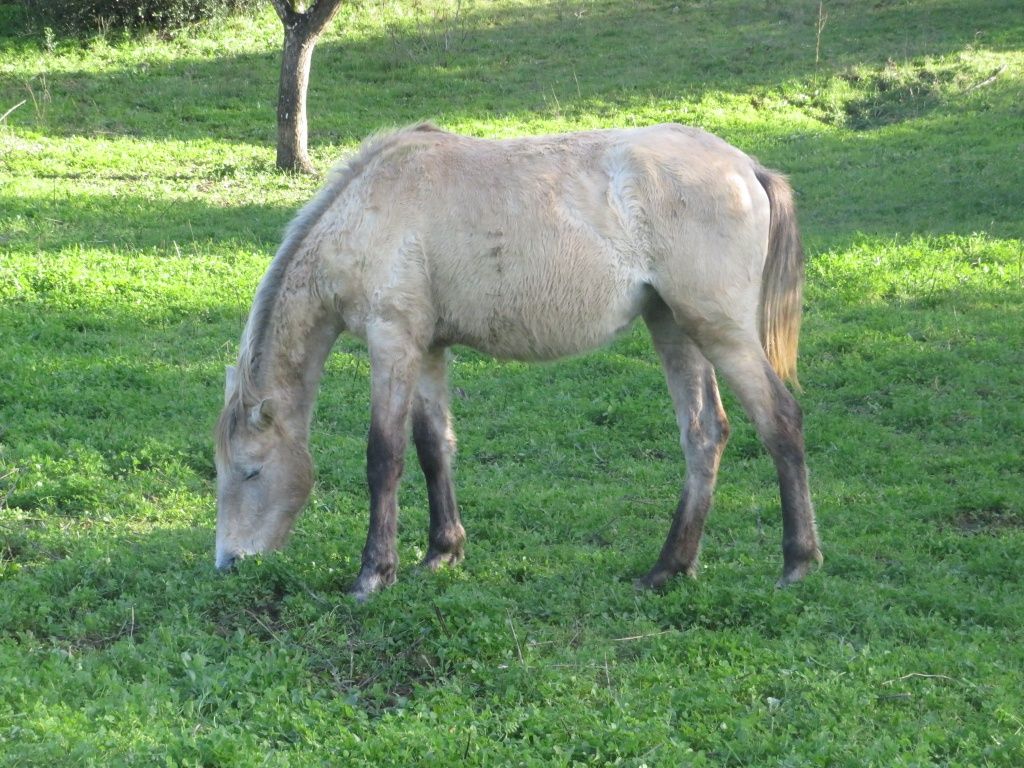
[{"xmin": 2, "ymin": 0, "xmax": 1023, "ymax": 764}]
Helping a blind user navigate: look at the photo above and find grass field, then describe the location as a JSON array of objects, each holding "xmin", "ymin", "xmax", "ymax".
[{"xmin": 2, "ymin": 0, "xmax": 1023, "ymax": 764}]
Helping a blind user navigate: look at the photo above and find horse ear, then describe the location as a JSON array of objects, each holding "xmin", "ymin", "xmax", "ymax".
[
  {"xmin": 249, "ymin": 398, "xmax": 274, "ymax": 431},
  {"xmin": 224, "ymin": 365, "xmax": 238, "ymax": 406}
]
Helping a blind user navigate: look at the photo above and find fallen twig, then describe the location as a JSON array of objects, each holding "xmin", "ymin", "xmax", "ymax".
[
  {"xmin": 1, "ymin": 100, "xmax": 26, "ymax": 124},
  {"xmin": 882, "ymin": 672, "xmax": 976, "ymax": 688},
  {"xmin": 244, "ymin": 608, "xmax": 284, "ymax": 643},
  {"xmin": 433, "ymin": 603, "xmax": 451, "ymax": 638},
  {"xmin": 507, "ymin": 611, "xmax": 526, "ymax": 667},
  {"xmin": 965, "ymin": 64, "xmax": 1007, "ymax": 93},
  {"xmin": 610, "ymin": 629, "xmax": 674, "ymax": 642}
]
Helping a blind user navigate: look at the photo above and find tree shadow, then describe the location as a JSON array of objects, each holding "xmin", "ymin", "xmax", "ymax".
[
  {"xmin": 0, "ymin": 191, "xmax": 302, "ymax": 496},
  {"xmin": 1, "ymin": 301, "xmax": 235, "ymax": 485},
  {"xmin": 784, "ymin": 105, "xmax": 1024, "ymax": 243},
  {"xmin": 4, "ymin": 1, "xmax": 1019, "ymax": 247},
  {"xmin": 4, "ymin": 0, "xmax": 1020, "ymax": 146},
  {"xmin": 1, "ymin": 187, "xmax": 295, "ymax": 252}
]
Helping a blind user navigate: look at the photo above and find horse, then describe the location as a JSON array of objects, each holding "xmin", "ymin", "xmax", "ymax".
[{"xmin": 214, "ymin": 122, "xmax": 822, "ymax": 601}]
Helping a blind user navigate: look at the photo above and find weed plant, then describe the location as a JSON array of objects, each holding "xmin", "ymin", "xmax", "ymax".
[{"xmin": 1, "ymin": 1, "xmax": 1023, "ymax": 764}]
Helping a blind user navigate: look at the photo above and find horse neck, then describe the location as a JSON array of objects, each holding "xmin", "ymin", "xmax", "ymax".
[{"xmin": 245, "ymin": 260, "xmax": 341, "ymax": 438}]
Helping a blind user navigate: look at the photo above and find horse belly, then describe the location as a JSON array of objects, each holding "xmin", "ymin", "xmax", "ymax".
[
  {"xmin": 421, "ymin": 140, "xmax": 654, "ymax": 359},
  {"xmin": 435, "ymin": 246, "xmax": 650, "ymax": 361}
]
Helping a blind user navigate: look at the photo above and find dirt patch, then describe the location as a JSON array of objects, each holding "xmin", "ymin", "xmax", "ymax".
[
  {"xmin": 953, "ymin": 507, "xmax": 1023, "ymax": 536},
  {"xmin": 839, "ymin": 61, "xmax": 953, "ymax": 130}
]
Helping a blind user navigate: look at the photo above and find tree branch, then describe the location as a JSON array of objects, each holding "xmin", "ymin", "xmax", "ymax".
[
  {"xmin": 268, "ymin": 0, "xmax": 294, "ymax": 25},
  {"xmin": 306, "ymin": 0, "xmax": 344, "ymax": 37}
]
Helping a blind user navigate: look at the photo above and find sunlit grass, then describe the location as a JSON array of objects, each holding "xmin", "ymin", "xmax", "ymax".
[{"xmin": 2, "ymin": 0, "xmax": 1023, "ymax": 764}]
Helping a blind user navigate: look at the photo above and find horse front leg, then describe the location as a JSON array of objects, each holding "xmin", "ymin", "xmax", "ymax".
[
  {"xmin": 351, "ymin": 330, "xmax": 422, "ymax": 602},
  {"xmin": 639, "ymin": 301, "xmax": 730, "ymax": 588},
  {"xmin": 412, "ymin": 347, "xmax": 466, "ymax": 571}
]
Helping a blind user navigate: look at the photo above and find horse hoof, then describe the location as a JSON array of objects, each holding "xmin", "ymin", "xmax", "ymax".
[
  {"xmin": 349, "ymin": 569, "xmax": 396, "ymax": 602},
  {"xmin": 634, "ymin": 570, "xmax": 674, "ymax": 591},
  {"xmin": 635, "ymin": 559, "xmax": 698, "ymax": 591},
  {"xmin": 634, "ymin": 576, "xmax": 659, "ymax": 591},
  {"xmin": 776, "ymin": 548, "xmax": 823, "ymax": 588},
  {"xmin": 420, "ymin": 548, "xmax": 464, "ymax": 572},
  {"xmin": 349, "ymin": 586, "xmax": 373, "ymax": 604}
]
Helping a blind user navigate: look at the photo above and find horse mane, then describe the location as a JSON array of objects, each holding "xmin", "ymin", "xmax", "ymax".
[{"xmin": 216, "ymin": 121, "xmax": 444, "ymax": 460}]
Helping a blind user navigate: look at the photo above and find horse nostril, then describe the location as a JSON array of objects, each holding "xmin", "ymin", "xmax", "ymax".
[{"xmin": 216, "ymin": 554, "xmax": 238, "ymax": 572}]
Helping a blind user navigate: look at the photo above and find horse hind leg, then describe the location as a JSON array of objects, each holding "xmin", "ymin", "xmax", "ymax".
[
  {"xmin": 698, "ymin": 330, "xmax": 822, "ymax": 586},
  {"xmin": 639, "ymin": 299, "xmax": 730, "ymax": 589},
  {"xmin": 412, "ymin": 347, "xmax": 466, "ymax": 571}
]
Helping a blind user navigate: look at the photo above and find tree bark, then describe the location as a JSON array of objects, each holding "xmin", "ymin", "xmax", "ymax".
[
  {"xmin": 270, "ymin": 1, "xmax": 344, "ymax": 174},
  {"xmin": 277, "ymin": 25, "xmax": 316, "ymax": 173}
]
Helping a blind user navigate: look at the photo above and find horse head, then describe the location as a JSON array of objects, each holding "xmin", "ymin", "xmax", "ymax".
[{"xmin": 214, "ymin": 365, "xmax": 314, "ymax": 570}]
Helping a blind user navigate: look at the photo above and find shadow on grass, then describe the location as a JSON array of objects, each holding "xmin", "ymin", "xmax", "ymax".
[
  {"xmin": 3, "ymin": 0, "xmax": 1021, "ymax": 252},
  {"xmin": 1, "ymin": 283, "xmax": 1021, "ymax": 740},
  {"xmin": 1, "ymin": 187, "xmax": 296, "ymax": 253},
  {"xmin": 3, "ymin": 0, "xmax": 1020, "ymax": 145},
  {"xmin": 1, "ymin": 0, "xmax": 1021, "ymax": 626},
  {"xmin": 0, "ymin": 520, "xmax": 429, "ymax": 719},
  {"xmin": 787, "ymin": 106, "xmax": 1024, "ymax": 243}
]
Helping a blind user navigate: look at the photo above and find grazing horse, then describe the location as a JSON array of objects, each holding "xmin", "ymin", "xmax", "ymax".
[{"xmin": 215, "ymin": 123, "xmax": 822, "ymax": 601}]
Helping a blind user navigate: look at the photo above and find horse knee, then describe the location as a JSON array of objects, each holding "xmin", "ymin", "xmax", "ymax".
[
  {"xmin": 412, "ymin": 409, "xmax": 454, "ymax": 477},
  {"xmin": 367, "ymin": 422, "xmax": 405, "ymax": 489}
]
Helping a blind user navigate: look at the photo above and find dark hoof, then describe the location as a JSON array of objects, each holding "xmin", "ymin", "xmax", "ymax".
[
  {"xmin": 420, "ymin": 547, "xmax": 464, "ymax": 572},
  {"xmin": 777, "ymin": 548, "xmax": 823, "ymax": 588},
  {"xmin": 635, "ymin": 561, "xmax": 698, "ymax": 591},
  {"xmin": 349, "ymin": 567, "xmax": 396, "ymax": 602}
]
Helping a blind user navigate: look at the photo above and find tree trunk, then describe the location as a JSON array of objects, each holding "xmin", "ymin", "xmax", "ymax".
[
  {"xmin": 277, "ymin": 25, "xmax": 317, "ymax": 174},
  {"xmin": 270, "ymin": 1, "xmax": 344, "ymax": 174}
]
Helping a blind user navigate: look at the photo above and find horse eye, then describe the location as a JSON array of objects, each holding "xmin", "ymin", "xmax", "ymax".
[{"xmin": 242, "ymin": 466, "xmax": 262, "ymax": 480}]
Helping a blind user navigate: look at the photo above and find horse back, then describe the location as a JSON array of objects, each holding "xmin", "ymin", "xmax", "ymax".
[{"xmin": 333, "ymin": 124, "xmax": 770, "ymax": 358}]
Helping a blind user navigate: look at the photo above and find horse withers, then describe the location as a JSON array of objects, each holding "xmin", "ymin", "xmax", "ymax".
[{"xmin": 214, "ymin": 123, "xmax": 822, "ymax": 601}]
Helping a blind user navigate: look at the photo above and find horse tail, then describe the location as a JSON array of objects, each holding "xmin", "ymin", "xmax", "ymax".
[{"xmin": 754, "ymin": 166, "xmax": 805, "ymax": 389}]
